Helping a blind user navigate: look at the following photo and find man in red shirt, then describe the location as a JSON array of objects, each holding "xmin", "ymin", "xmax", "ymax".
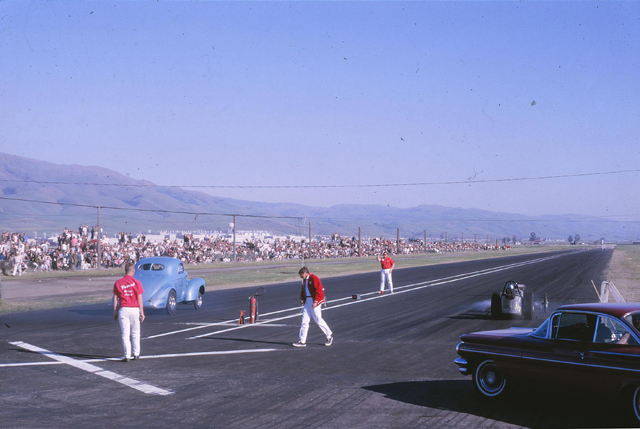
[
  {"xmin": 377, "ymin": 251, "xmax": 395, "ymax": 294},
  {"xmin": 113, "ymin": 262, "xmax": 145, "ymax": 362},
  {"xmin": 293, "ymin": 266, "xmax": 333, "ymax": 347}
]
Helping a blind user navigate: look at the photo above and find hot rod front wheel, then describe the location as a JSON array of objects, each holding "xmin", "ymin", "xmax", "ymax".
[
  {"xmin": 473, "ymin": 360, "xmax": 506, "ymax": 397},
  {"xmin": 523, "ymin": 292, "xmax": 534, "ymax": 320}
]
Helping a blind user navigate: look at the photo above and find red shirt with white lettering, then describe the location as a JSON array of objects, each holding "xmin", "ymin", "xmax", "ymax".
[
  {"xmin": 379, "ymin": 256, "xmax": 394, "ymax": 270},
  {"xmin": 113, "ymin": 275, "xmax": 144, "ymax": 308}
]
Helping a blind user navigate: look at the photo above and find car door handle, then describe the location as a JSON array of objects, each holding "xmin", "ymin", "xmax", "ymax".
[{"xmin": 574, "ymin": 351, "xmax": 585, "ymax": 359}]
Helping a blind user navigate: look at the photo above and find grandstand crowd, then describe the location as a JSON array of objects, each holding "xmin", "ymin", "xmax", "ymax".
[{"xmin": 0, "ymin": 227, "xmax": 511, "ymax": 275}]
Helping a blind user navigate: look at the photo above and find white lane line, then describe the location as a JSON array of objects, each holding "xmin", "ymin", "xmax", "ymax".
[
  {"xmin": 144, "ymin": 321, "xmax": 223, "ymax": 339},
  {"xmin": 186, "ymin": 253, "xmax": 566, "ymax": 339},
  {"xmin": 175, "ymin": 322, "xmax": 237, "ymax": 326},
  {"xmin": 188, "ymin": 266, "xmax": 507, "ymax": 339},
  {"xmin": 150, "ymin": 252, "xmax": 567, "ymax": 340},
  {"xmin": 188, "ymin": 313, "xmax": 306, "ymax": 339},
  {"xmin": 0, "ymin": 361, "xmax": 63, "ymax": 368},
  {"xmin": 9, "ymin": 341, "xmax": 173, "ymax": 395},
  {"xmin": 3, "ymin": 345, "xmax": 282, "ymax": 369},
  {"xmin": 135, "ymin": 348, "xmax": 280, "ymax": 359},
  {"xmin": 176, "ymin": 322, "xmax": 291, "ymax": 328}
]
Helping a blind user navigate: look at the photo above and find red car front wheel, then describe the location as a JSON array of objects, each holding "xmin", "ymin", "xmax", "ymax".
[
  {"xmin": 632, "ymin": 386, "xmax": 640, "ymax": 422},
  {"xmin": 473, "ymin": 360, "xmax": 506, "ymax": 397}
]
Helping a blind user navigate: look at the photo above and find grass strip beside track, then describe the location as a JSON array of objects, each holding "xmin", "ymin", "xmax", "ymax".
[{"xmin": 197, "ymin": 245, "xmax": 567, "ymax": 288}]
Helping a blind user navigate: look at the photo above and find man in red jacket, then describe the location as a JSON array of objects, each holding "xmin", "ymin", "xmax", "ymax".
[{"xmin": 293, "ymin": 266, "xmax": 333, "ymax": 347}]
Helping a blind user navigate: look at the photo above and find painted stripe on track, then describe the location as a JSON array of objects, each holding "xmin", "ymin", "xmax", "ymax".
[
  {"xmin": 1, "ymin": 347, "xmax": 282, "ymax": 368},
  {"xmin": 176, "ymin": 322, "xmax": 292, "ymax": 328},
  {"xmin": 182, "ymin": 252, "xmax": 570, "ymax": 340},
  {"xmin": 9, "ymin": 341, "xmax": 174, "ymax": 395}
]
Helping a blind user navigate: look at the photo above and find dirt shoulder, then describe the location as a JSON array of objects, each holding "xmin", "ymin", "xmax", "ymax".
[
  {"xmin": 605, "ymin": 245, "xmax": 640, "ymax": 302},
  {"xmin": 0, "ymin": 245, "xmax": 623, "ymax": 315}
]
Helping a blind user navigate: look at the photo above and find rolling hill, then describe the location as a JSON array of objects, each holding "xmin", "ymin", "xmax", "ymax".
[{"xmin": 0, "ymin": 152, "xmax": 636, "ymax": 242}]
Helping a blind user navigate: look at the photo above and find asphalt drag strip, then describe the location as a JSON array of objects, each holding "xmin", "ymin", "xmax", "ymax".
[
  {"xmin": 4, "ymin": 248, "xmax": 623, "ymax": 428},
  {"xmin": 148, "ymin": 251, "xmax": 569, "ymax": 341}
]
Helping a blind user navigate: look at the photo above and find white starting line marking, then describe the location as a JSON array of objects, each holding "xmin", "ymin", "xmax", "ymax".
[
  {"xmin": 1, "ymin": 347, "xmax": 283, "ymax": 368},
  {"xmin": 177, "ymin": 252, "xmax": 568, "ymax": 340},
  {"xmin": 9, "ymin": 341, "xmax": 174, "ymax": 396}
]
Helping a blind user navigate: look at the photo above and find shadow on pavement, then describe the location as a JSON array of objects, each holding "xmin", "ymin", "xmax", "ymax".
[
  {"xmin": 362, "ymin": 379, "xmax": 635, "ymax": 428},
  {"xmin": 68, "ymin": 308, "xmax": 113, "ymax": 317},
  {"xmin": 448, "ymin": 312, "xmax": 494, "ymax": 320}
]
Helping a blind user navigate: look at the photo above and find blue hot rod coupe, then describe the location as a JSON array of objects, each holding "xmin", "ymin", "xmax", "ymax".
[{"xmin": 134, "ymin": 257, "xmax": 206, "ymax": 314}]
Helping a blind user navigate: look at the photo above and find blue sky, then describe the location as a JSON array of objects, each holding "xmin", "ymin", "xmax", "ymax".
[{"xmin": 1, "ymin": 1, "xmax": 639, "ymax": 219}]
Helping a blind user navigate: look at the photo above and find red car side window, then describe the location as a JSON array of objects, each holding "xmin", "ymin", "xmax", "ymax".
[
  {"xmin": 556, "ymin": 313, "xmax": 597, "ymax": 342},
  {"xmin": 596, "ymin": 316, "xmax": 640, "ymax": 345}
]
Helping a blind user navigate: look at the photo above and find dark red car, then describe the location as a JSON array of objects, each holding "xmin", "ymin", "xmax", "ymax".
[{"xmin": 456, "ymin": 303, "xmax": 640, "ymax": 421}]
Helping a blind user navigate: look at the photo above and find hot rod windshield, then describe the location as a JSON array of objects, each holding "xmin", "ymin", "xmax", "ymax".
[{"xmin": 139, "ymin": 263, "xmax": 165, "ymax": 271}]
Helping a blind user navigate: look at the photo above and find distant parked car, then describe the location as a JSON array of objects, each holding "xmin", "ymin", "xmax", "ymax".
[
  {"xmin": 134, "ymin": 257, "xmax": 205, "ymax": 314},
  {"xmin": 455, "ymin": 302, "xmax": 640, "ymax": 422}
]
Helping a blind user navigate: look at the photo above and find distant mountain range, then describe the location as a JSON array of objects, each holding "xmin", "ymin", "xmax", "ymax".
[{"xmin": 0, "ymin": 152, "xmax": 637, "ymax": 242}]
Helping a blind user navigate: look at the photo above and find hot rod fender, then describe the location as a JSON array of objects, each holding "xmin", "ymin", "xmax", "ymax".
[
  {"xmin": 144, "ymin": 282, "xmax": 172, "ymax": 308},
  {"xmin": 185, "ymin": 278, "xmax": 205, "ymax": 302}
]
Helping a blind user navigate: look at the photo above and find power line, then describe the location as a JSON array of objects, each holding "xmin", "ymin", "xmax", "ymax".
[
  {"xmin": 1, "ymin": 169, "xmax": 639, "ymax": 189},
  {"xmin": 2, "ymin": 196, "xmax": 638, "ymax": 224},
  {"xmin": 0, "ymin": 196, "xmax": 303, "ymax": 221},
  {"xmin": 306, "ymin": 216, "xmax": 640, "ymax": 223}
]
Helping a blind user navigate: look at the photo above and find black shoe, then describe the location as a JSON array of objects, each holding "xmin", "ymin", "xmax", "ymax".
[
  {"xmin": 133, "ymin": 355, "xmax": 140, "ymax": 361},
  {"xmin": 122, "ymin": 357, "xmax": 130, "ymax": 363}
]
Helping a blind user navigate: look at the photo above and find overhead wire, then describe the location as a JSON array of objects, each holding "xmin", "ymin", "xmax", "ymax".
[
  {"xmin": 1, "ymin": 169, "xmax": 639, "ymax": 225},
  {"xmin": 1, "ymin": 196, "xmax": 639, "ymax": 223},
  {"xmin": 0, "ymin": 168, "xmax": 638, "ymax": 189},
  {"xmin": 0, "ymin": 196, "xmax": 303, "ymax": 221}
]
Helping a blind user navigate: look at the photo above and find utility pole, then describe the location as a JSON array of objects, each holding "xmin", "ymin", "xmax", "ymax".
[
  {"xmin": 474, "ymin": 234, "xmax": 477, "ymax": 243},
  {"xmin": 396, "ymin": 228, "xmax": 400, "ymax": 255},
  {"xmin": 308, "ymin": 222, "xmax": 312, "ymax": 247},
  {"xmin": 232, "ymin": 215, "xmax": 237, "ymax": 262},
  {"xmin": 424, "ymin": 230, "xmax": 427, "ymax": 252},
  {"xmin": 96, "ymin": 207, "xmax": 102, "ymax": 269},
  {"xmin": 358, "ymin": 227, "xmax": 361, "ymax": 257},
  {"xmin": 445, "ymin": 231, "xmax": 448, "ymax": 243}
]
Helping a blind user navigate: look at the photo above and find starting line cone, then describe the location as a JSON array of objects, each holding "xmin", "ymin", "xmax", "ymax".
[{"xmin": 238, "ymin": 310, "xmax": 245, "ymax": 325}]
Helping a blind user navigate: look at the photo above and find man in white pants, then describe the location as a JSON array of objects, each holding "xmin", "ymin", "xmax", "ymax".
[
  {"xmin": 113, "ymin": 262, "xmax": 145, "ymax": 362},
  {"xmin": 12, "ymin": 252, "xmax": 24, "ymax": 277},
  {"xmin": 377, "ymin": 251, "xmax": 395, "ymax": 294},
  {"xmin": 293, "ymin": 266, "xmax": 333, "ymax": 347}
]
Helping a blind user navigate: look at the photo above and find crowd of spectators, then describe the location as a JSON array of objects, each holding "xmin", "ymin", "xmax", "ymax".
[{"xmin": 0, "ymin": 227, "xmax": 511, "ymax": 275}]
